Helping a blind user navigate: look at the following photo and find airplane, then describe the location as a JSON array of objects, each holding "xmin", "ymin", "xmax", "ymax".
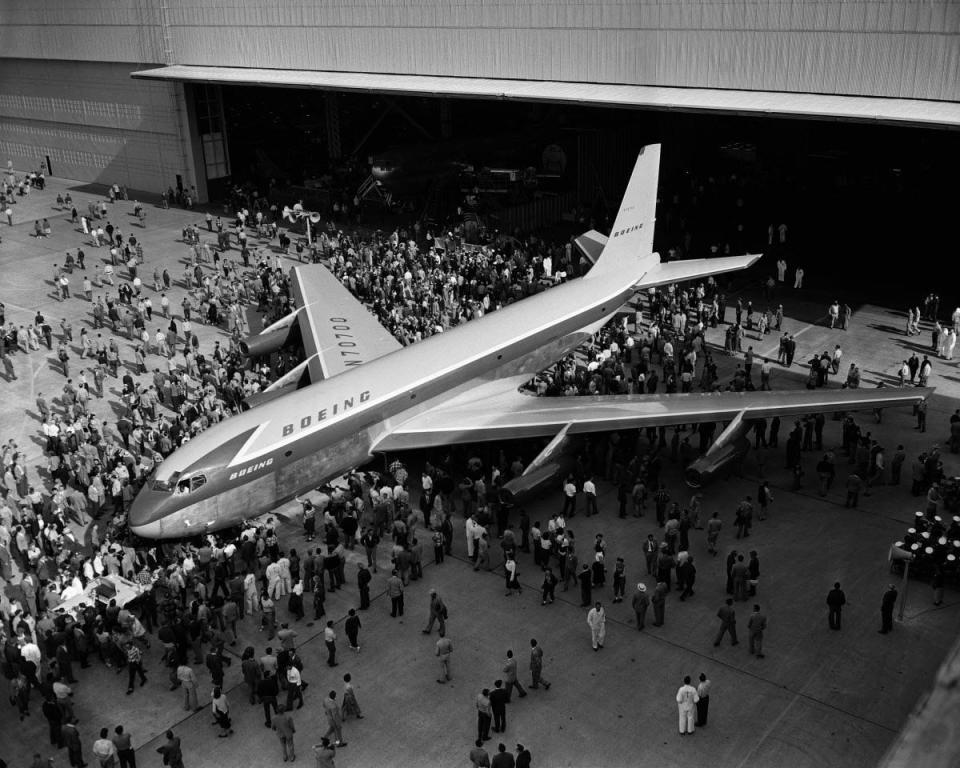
[{"xmin": 129, "ymin": 144, "xmax": 930, "ymax": 538}]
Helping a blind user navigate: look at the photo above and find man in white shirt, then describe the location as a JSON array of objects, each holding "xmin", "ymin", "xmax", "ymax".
[
  {"xmin": 586, "ymin": 602, "xmax": 606, "ymax": 650},
  {"xmin": 93, "ymin": 727, "xmax": 118, "ymax": 766},
  {"xmin": 676, "ymin": 676, "xmax": 700, "ymax": 735},
  {"xmin": 583, "ymin": 476, "xmax": 598, "ymax": 517}
]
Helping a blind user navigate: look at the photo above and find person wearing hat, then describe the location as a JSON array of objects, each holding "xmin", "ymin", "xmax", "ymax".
[{"xmin": 632, "ymin": 583, "xmax": 649, "ymax": 630}]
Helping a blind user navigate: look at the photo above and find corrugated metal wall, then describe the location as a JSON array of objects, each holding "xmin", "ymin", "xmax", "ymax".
[
  {"xmin": 0, "ymin": 1, "xmax": 955, "ymax": 189},
  {"xmin": 0, "ymin": 60, "xmax": 184, "ymax": 191},
  {"xmin": 1, "ymin": 1, "xmax": 957, "ymax": 100}
]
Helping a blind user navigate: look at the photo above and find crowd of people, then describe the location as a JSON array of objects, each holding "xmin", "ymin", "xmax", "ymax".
[{"xmin": 1, "ymin": 166, "xmax": 958, "ymax": 767}]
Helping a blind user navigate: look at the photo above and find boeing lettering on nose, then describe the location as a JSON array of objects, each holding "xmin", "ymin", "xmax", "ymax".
[{"xmin": 129, "ymin": 144, "xmax": 931, "ymax": 538}]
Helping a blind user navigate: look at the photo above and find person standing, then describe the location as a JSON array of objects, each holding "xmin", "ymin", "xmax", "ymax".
[
  {"xmin": 322, "ymin": 691, "xmax": 346, "ymax": 747},
  {"xmin": 470, "ymin": 739, "xmax": 492, "ymax": 767},
  {"xmin": 676, "ymin": 676, "xmax": 700, "ymax": 736},
  {"xmin": 528, "ymin": 638, "xmax": 551, "ymax": 690},
  {"xmin": 501, "ymin": 650, "xmax": 527, "ymax": 700},
  {"xmin": 747, "ymin": 604, "xmax": 767, "ymax": 658},
  {"xmin": 583, "ymin": 475, "xmax": 598, "ymax": 516},
  {"xmin": 476, "ymin": 688, "xmax": 493, "ymax": 742},
  {"xmin": 652, "ymin": 580, "xmax": 668, "ymax": 626},
  {"xmin": 706, "ymin": 512, "xmax": 722, "ymax": 555},
  {"xmin": 631, "ymin": 583, "xmax": 649, "ymax": 630},
  {"xmin": 272, "ymin": 704, "xmax": 296, "ymax": 762},
  {"xmin": 491, "ymin": 743, "xmax": 515, "ymax": 768},
  {"xmin": 124, "ymin": 640, "xmax": 147, "ymax": 694},
  {"xmin": 713, "ymin": 598, "xmax": 739, "ymax": 647},
  {"xmin": 156, "ymin": 731, "xmax": 184, "ymax": 768},
  {"xmin": 515, "ymin": 744, "xmax": 532, "ymax": 768},
  {"xmin": 211, "ymin": 687, "xmax": 234, "ymax": 737},
  {"xmin": 423, "ymin": 588, "xmax": 447, "ymax": 636},
  {"xmin": 577, "ymin": 563, "xmax": 592, "ymax": 606},
  {"xmin": 324, "ymin": 621, "xmax": 338, "ymax": 667},
  {"xmin": 387, "ymin": 569, "xmax": 404, "ymax": 617},
  {"xmin": 93, "ymin": 727, "xmax": 118, "ymax": 767},
  {"xmin": 879, "ymin": 584, "xmax": 898, "ymax": 634},
  {"xmin": 285, "ymin": 663, "xmax": 305, "ymax": 711},
  {"xmin": 827, "ymin": 583, "xmax": 846, "ymax": 630},
  {"xmin": 436, "ymin": 635, "xmax": 453, "ymax": 684},
  {"xmin": 612, "ymin": 557, "xmax": 626, "ymax": 602},
  {"xmin": 177, "ymin": 662, "xmax": 199, "ymax": 711},
  {"xmin": 312, "ymin": 738, "xmax": 337, "ymax": 768},
  {"xmin": 504, "ymin": 554, "xmax": 522, "ymax": 597},
  {"xmin": 587, "ymin": 601, "xmax": 606, "ymax": 651},
  {"xmin": 695, "ymin": 673, "xmax": 711, "ymax": 727},
  {"xmin": 112, "ymin": 725, "xmax": 135, "ymax": 768},
  {"xmin": 932, "ymin": 565, "xmax": 945, "ymax": 606},
  {"xmin": 357, "ymin": 563, "xmax": 371, "ymax": 609},
  {"xmin": 489, "ymin": 680, "xmax": 509, "ymax": 733}
]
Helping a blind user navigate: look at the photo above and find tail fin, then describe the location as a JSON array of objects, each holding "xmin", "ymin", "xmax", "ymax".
[{"xmin": 587, "ymin": 143, "xmax": 660, "ymax": 280}]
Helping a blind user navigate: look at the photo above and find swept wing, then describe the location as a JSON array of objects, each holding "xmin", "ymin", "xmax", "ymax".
[
  {"xmin": 288, "ymin": 265, "xmax": 403, "ymax": 381},
  {"xmin": 373, "ymin": 386, "xmax": 932, "ymax": 452}
]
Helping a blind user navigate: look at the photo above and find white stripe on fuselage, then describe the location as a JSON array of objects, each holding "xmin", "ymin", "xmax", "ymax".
[{"xmin": 225, "ymin": 267, "xmax": 645, "ymax": 467}]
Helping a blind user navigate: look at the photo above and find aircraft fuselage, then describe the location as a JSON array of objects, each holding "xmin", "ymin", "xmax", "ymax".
[{"xmin": 129, "ymin": 269, "xmax": 635, "ymax": 538}]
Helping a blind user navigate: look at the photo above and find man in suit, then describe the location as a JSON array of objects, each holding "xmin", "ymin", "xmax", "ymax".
[
  {"xmin": 827, "ymin": 583, "xmax": 846, "ymax": 630},
  {"xmin": 879, "ymin": 584, "xmax": 898, "ymax": 634},
  {"xmin": 501, "ymin": 650, "xmax": 526, "ymax": 701},
  {"xmin": 272, "ymin": 704, "xmax": 296, "ymax": 761},
  {"xmin": 489, "ymin": 680, "xmax": 509, "ymax": 733}
]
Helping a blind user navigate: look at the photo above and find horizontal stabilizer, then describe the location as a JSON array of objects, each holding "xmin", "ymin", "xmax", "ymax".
[
  {"xmin": 573, "ymin": 230, "xmax": 608, "ymax": 266},
  {"xmin": 638, "ymin": 254, "xmax": 762, "ymax": 288}
]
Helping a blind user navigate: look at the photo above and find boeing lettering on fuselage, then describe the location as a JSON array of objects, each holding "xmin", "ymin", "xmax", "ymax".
[
  {"xmin": 281, "ymin": 390, "xmax": 371, "ymax": 437},
  {"xmin": 228, "ymin": 457, "xmax": 275, "ymax": 482}
]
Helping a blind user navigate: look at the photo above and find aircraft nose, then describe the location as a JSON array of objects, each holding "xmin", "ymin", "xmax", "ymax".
[
  {"xmin": 129, "ymin": 519, "xmax": 163, "ymax": 538},
  {"xmin": 128, "ymin": 487, "xmax": 170, "ymax": 535}
]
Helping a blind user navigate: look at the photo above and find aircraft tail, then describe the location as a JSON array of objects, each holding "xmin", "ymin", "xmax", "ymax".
[{"xmin": 587, "ymin": 143, "xmax": 661, "ymax": 281}]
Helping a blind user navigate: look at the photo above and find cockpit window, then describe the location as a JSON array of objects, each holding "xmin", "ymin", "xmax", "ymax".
[
  {"xmin": 175, "ymin": 474, "xmax": 207, "ymax": 495},
  {"xmin": 152, "ymin": 472, "xmax": 181, "ymax": 493}
]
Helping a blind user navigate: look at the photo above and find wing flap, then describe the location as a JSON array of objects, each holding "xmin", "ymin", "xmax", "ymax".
[
  {"xmin": 290, "ymin": 265, "xmax": 402, "ymax": 380},
  {"xmin": 374, "ymin": 387, "xmax": 932, "ymax": 452}
]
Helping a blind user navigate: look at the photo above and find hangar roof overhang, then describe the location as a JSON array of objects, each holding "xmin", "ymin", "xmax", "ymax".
[{"xmin": 132, "ymin": 65, "xmax": 960, "ymax": 129}]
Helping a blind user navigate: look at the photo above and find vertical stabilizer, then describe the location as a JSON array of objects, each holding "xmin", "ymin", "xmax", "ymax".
[{"xmin": 587, "ymin": 143, "xmax": 661, "ymax": 280}]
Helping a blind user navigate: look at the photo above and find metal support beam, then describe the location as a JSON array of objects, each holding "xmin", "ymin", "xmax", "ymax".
[
  {"xmin": 351, "ymin": 103, "xmax": 393, "ymax": 158},
  {"xmin": 439, "ymin": 99, "xmax": 452, "ymax": 139},
  {"xmin": 325, "ymin": 93, "xmax": 341, "ymax": 161},
  {"xmin": 384, "ymin": 97, "xmax": 433, "ymax": 142}
]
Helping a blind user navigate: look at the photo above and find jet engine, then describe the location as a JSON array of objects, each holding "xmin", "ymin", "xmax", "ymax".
[
  {"xmin": 240, "ymin": 310, "xmax": 302, "ymax": 358},
  {"xmin": 502, "ymin": 425, "xmax": 578, "ymax": 504},
  {"xmin": 684, "ymin": 411, "xmax": 753, "ymax": 488}
]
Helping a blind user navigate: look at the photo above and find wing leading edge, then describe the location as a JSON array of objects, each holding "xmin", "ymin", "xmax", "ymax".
[
  {"xmin": 290, "ymin": 265, "xmax": 402, "ymax": 381},
  {"xmin": 373, "ymin": 387, "xmax": 933, "ymax": 452}
]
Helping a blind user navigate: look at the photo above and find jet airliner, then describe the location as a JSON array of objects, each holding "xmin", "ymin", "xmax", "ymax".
[{"xmin": 129, "ymin": 145, "xmax": 929, "ymax": 538}]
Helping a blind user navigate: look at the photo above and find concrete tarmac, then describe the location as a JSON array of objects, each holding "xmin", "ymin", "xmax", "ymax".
[{"xmin": 1, "ymin": 177, "xmax": 959, "ymax": 768}]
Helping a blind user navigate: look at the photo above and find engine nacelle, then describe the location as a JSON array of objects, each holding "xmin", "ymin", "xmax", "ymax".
[
  {"xmin": 685, "ymin": 410, "xmax": 754, "ymax": 488},
  {"xmin": 240, "ymin": 310, "xmax": 302, "ymax": 358},
  {"xmin": 684, "ymin": 435, "xmax": 750, "ymax": 488}
]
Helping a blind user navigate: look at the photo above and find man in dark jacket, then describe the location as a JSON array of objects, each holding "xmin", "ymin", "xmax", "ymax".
[
  {"xmin": 827, "ymin": 582, "xmax": 846, "ymax": 630},
  {"xmin": 879, "ymin": 584, "xmax": 898, "ymax": 634}
]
